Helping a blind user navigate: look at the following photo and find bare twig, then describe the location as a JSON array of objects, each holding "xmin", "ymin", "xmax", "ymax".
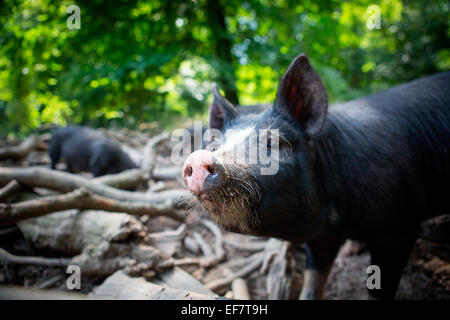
[
  {"xmin": 232, "ymin": 278, "xmax": 251, "ymax": 300},
  {"xmin": 157, "ymin": 221, "xmax": 225, "ymax": 269},
  {"xmin": 0, "ymin": 187, "xmax": 185, "ymax": 226},
  {"xmin": 205, "ymin": 252, "xmax": 263, "ymax": 291},
  {"xmin": 224, "ymin": 238, "xmax": 267, "ymax": 252},
  {"xmin": 192, "ymin": 232, "xmax": 214, "ymax": 257},
  {"xmin": 36, "ymin": 274, "xmax": 64, "ymax": 290},
  {"xmin": 0, "ymin": 180, "xmax": 20, "ymax": 201},
  {"xmin": 0, "ymin": 135, "xmax": 40, "ymax": 159},
  {"xmin": 0, "ymin": 226, "xmax": 20, "ymax": 238},
  {"xmin": 0, "ymin": 248, "xmax": 71, "ymax": 267},
  {"xmin": 141, "ymin": 132, "xmax": 170, "ymax": 181},
  {"xmin": 200, "ymin": 220, "xmax": 225, "ymax": 266},
  {"xmin": 93, "ymin": 168, "xmax": 143, "ymax": 190},
  {"xmin": 183, "ymin": 236, "xmax": 201, "ymax": 254},
  {"xmin": 146, "ymin": 224, "xmax": 187, "ymax": 243},
  {"xmin": 0, "ymin": 167, "xmax": 188, "ymax": 205},
  {"xmin": 153, "ymin": 166, "xmax": 181, "ymax": 181}
]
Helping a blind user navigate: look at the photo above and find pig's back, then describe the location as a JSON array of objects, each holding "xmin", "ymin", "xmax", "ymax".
[
  {"xmin": 320, "ymin": 72, "xmax": 450, "ymax": 228},
  {"xmin": 54, "ymin": 125, "xmax": 106, "ymax": 170}
]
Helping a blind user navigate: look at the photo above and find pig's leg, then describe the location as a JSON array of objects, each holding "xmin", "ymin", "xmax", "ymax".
[
  {"xmin": 66, "ymin": 163, "xmax": 74, "ymax": 173},
  {"xmin": 367, "ymin": 235, "xmax": 417, "ymax": 299},
  {"xmin": 300, "ymin": 235, "xmax": 344, "ymax": 300},
  {"xmin": 49, "ymin": 137, "xmax": 61, "ymax": 170}
]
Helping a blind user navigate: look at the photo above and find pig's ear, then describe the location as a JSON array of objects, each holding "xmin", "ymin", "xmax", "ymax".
[
  {"xmin": 274, "ymin": 54, "xmax": 328, "ymax": 137},
  {"xmin": 209, "ymin": 84, "xmax": 239, "ymax": 131}
]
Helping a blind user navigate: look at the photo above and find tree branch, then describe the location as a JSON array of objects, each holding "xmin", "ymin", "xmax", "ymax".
[
  {"xmin": 0, "ymin": 135, "xmax": 40, "ymax": 159},
  {"xmin": 0, "ymin": 180, "xmax": 20, "ymax": 201},
  {"xmin": 0, "ymin": 167, "xmax": 188, "ymax": 205},
  {"xmin": 0, "ymin": 187, "xmax": 185, "ymax": 226},
  {"xmin": 0, "ymin": 248, "xmax": 71, "ymax": 267}
]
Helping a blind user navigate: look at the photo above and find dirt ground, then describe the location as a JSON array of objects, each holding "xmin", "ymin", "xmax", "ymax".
[{"xmin": 0, "ymin": 131, "xmax": 449, "ymax": 300}]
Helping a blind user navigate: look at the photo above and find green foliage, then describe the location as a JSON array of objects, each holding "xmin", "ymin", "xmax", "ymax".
[{"xmin": 0, "ymin": 0, "xmax": 448, "ymax": 137}]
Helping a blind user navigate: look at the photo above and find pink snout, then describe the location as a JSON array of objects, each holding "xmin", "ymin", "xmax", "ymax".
[{"xmin": 182, "ymin": 150, "xmax": 223, "ymax": 195}]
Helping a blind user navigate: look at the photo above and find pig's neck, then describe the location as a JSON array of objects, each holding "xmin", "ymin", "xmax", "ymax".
[{"xmin": 313, "ymin": 103, "xmax": 376, "ymax": 237}]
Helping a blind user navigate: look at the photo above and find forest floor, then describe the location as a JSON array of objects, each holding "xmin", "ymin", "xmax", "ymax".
[{"xmin": 0, "ymin": 129, "xmax": 448, "ymax": 300}]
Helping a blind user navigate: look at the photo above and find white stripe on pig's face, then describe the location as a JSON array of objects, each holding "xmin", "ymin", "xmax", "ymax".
[{"xmin": 216, "ymin": 125, "xmax": 255, "ymax": 154}]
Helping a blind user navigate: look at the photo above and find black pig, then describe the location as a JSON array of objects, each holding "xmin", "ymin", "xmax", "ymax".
[
  {"xmin": 182, "ymin": 54, "xmax": 450, "ymax": 299},
  {"xmin": 49, "ymin": 125, "xmax": 137, "ymax": 177}
]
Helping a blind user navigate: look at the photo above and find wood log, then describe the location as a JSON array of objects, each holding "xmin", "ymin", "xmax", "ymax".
[
  {"xmin": 13, "ymin": 209, "xmax": 172, "ymax": 277},
  {"xmin": 155, "ymin": 267, "xmax": 216, "ymax": 296},
  {"xmin": 0, "ymin": 286, "xmax": 92, "ymax": 300},
  {"xmin": 92, "ymin": 271, "xmax": 218, "ymax": 300},
  {"xmin": 0, "ymin": 166, "xmax": 189, "ymax": 205},
  {"xmin": 231, "ymin": 278, "xmax": 251, "ymax": 300},
  {"xmin": 0, "ymin": 187, "xmax": 185, "ymax": 226},
  {"xmin": 0, "ymin": 134, "xmax": 40, "ymax": 159},
  {"xmin": 17, "ymin": 209, "xmax": 144, "ymax": 254},
  {"xmin": 0, "ymin": 180, "xmax": 20, "ymax": 201}
]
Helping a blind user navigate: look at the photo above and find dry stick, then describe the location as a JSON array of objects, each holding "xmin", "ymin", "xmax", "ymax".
[
  {"xmin": 152, "ymin": 166, "xmax": 181, "ymax": 181},
  {"xmin": 36, "ymin": 274, "xmax": 65, "ymax": 290},
  {"xmin": 0, "ymin": 187, "xmax": 185, "ymax": 226},
  {"xmin": 0, "ymin": 226, "xmax": 20, "ymax": 237},
  {"xmin": 0, "ymin": 167, "xmax": 189, "ymax": 204},
  {"xmin": 231, "ymin": 278, "xmax": 251, "ymax": 300},
  {"xmin": 158, "ymin": 220, "xmax": 226, "ymax": 269},
  {"xmin": 93, "ymin": 132, "xmax": 171, "ymax": 190},
  {"xmin": 223, "ymin": 238, "xmax": 267, "ymax": 252},
  {"xmin": 200, "ymin": 220, "xmax": 225, "ymax": 266},
  {"xmin": 141, "ymin": 132, "xmax": 170, "ymax": 181},
  {"xmin": 192, "ymin": 232, "xmax": 214, "ymax": 257},
  {"xmin": 0, "ymin": 134, "xmax": 40, "ymax": 159},
  {"xmin": 0, "ymin": 180, "xmax": 20, "ymax": 202},
  {"xmin": 93, "ymin": 168, "xmax": 143, "ymax": 190},
  {"xmin": 0, "ymin": 248, "xmax": 71, "ymax": 267},
  {"xmin": 205, "ymin": 252, "xmax": 264, "ymax": 291},
  {"xmin": 146, "ymin": 224, "xmax": 187, "ymax": 243}
]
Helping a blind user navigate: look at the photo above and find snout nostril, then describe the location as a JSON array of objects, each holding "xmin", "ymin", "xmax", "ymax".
[
  {"xmin": 207, "ymin": 165, "xmax": 214, "ymax": 175},
  {"xmin": 185, "ymin": 165, "xmax": 193, "ymax": 177}
]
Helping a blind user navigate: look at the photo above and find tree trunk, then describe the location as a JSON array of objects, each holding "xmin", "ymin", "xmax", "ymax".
[{"xmin": 206, "ymin": 0, "xmax": 239, "ymax": 105}]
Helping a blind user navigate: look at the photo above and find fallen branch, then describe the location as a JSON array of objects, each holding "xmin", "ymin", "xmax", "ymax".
[
  {"xmin": 158, "ymin": 220, "xmax": 225, "ymax": 268},
  {"xmin": 224, "ymin": 237, "xmax": 267, "ymax": 252},
  {"xmin": 205, "ymin": 252, "xmax": 263, "ymax": 291},
  {"xmin": 146, "ymin": 224, "xmax": 187, "ymax": 257},
  {"xmin": 141, "ymin": 132, "xmax": 170, "ymax": 181},
  {"xmin": 93, "ymin": 169, "xmax": 143, "ymax": 190},
  {"xmin": 156, "ymin": 267, "xmax": 216, "ymax": 296},
  {"xmin": 153, "ymin": 166, "xmax": 181, "ymax": 181},
  {"xmin": 192, "ymin": 232, "xmax": 214, "ymax": 257},
  {"xmin": 0, "ymin": 286, "xmax": 91, "ymax": 300},
  {"xmin": 15, "ymin": 210, "xmax": 171, "ymax": 277},
  {"xmin": 0, "ymin": 167, "xmax": 189, "ymax": 205},
  {"xmin": 0, "ymin": 135, "xmax": 40, "ymax": 159},
  {"xmin": 92, "ymin": 270, "xmax": 219, "ymax": 300},
  {"xmin": 232, "ymin": 278, "xmax": 251, "ymax": 300},
  {"xmin": 0, "ymin": 180, "xmax": 20, "ymax": 201},
  {"xmin": 0, "ymin": 248, "xmax": 71, "ymax": 267},
  {"xmin": 199, "ymin": 220, "xmax": 226, "ymax": 266},
  {"xmin": 183, "ymin": 236, "xmax": 201, "ymax": 254},
  {"xmin": 0, "ymin": 187, "xmax": 185, "ymax": 226}
]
